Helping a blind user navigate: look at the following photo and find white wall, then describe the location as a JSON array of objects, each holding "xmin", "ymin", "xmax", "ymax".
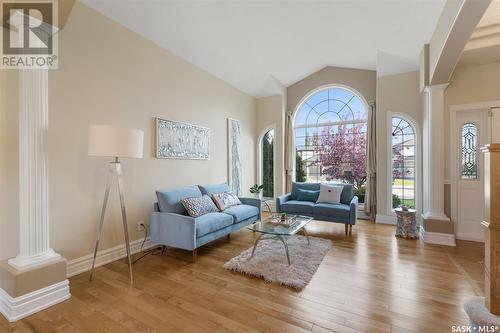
[
  {"xmin": 376, "ymin": 71, "xmax": 423, "ymax": 219},
  {"xmin": 287, "ymin": 66, "xmax": 377, "ymax": 113},
  {"xmin": 0, "ymin": 2, "xmax": 257, "ymax": 261}
]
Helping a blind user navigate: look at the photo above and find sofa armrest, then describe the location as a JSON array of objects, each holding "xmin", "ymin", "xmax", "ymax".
[
  {"xmin": 239, "ymin": 197, "xmax": 262, "ymax": 219},
  {"xmin": 349, "ymin": 196, "xmax": 359, "ymax": 225},
  {"xmin": 276, "ymin": 193, "xmax": 291, "ymax": 213},
  {"xmin": 149, "ymin": 211, "xmax": 196, "ymax": 250}
]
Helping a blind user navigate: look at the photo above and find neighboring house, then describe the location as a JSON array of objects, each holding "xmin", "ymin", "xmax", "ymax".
[{"xmin": 392, "ymin": 138, "xmax": 415, "ymax": 179}]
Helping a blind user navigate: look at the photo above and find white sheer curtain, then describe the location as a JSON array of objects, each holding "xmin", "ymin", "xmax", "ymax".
[
  {"xmin": 364, "ymin": 101, "xmax": 377, "ymax": 220},
  {"xmin": 285, "ymin": 111, "xmax": 294, "ymax": 192}
]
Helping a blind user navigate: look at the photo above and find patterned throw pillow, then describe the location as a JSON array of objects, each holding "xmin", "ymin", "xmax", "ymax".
[
  {"xmin": 212, "ymin": 191, "xmax": 242, "ymax": 211},
  {"xmin": 181, "ymin": 195, "xmax": 219, "ymax": 218}
]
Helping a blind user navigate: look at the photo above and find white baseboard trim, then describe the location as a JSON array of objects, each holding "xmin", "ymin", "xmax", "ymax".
[
  {"xmin": 456, "ymin": 235, "xmax": 484, "ymax": 243},
  {"xmin": 67, "ymin": 237, "xmax": 155, "ymax": 278},
  {"xmin": 0, "ymin": 280, "xmax": 70, "ymax": 322},
  {"xmin": 420, "ymin": 228, "xmax": 456, "ymax": 246},
  {"xmin": 375, "ymin": 214, "xmax": 396, "ymax": 225}
]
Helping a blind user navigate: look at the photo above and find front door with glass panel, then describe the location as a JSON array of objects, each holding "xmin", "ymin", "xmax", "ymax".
[{"xmin": 456, "ymin": 109, "xmax": 486, "ymax": 241}]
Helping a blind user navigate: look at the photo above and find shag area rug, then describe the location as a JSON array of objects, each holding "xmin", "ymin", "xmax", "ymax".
[{"xmin": 224, "ymin": 235, "xmax": 332, "ymax": 289}]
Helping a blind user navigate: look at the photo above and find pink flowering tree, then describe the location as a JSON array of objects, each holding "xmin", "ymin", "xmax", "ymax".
[
  {"xmin": 391, "ymin": 145, "xmax": 405, "ymax": 180},
  {"xmin": 316, "ymin": 124, "xmax": 367, "ymax": 189}
]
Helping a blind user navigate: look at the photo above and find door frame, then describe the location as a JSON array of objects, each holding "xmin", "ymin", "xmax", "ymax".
[{"xmin": 450, "ymin": 100, "xmax": 500, "ymax": 241}]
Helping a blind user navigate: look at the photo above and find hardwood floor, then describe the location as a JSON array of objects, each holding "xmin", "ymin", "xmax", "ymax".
[{"xmin": 0, "ymin": 220, "xmax": 484, "ymax": 333}]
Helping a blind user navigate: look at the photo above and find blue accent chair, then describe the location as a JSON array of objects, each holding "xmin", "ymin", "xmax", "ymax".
[
  {"xmin": 150, "ymin": 183, "xmax": 261, "ymax": 259},
  {"xmin": 276, "ymin": 182, "xmax": 358, "ymax": 235}
]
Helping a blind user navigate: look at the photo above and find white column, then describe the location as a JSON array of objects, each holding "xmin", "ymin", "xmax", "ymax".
[
  {"xmin": 8, "ymin": 69, "xmax": 61, "ymax": 270},
  {"xmin": 422, "ymin": 83, "xmax": 450, "ymax": 221}
]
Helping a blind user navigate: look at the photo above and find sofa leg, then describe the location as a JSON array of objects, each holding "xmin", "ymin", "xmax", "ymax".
[
  {"xmin": 349, "ymin": 224, "xmax": 353, "ymax": 235},
  {"xmin": 192, "ymin": 249, "xmax": 197, "ymax": 262},
  {"xmin": 345, "ymin": 224, "xmax": 348, "ymax": 235},
  {"xmin": 227, "ymin": 233, "xmax": 231, "ymax": 241}
]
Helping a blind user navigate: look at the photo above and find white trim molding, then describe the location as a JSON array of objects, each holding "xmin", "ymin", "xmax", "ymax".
[
  {"xmin": 456, "ymin": 235, "xmax": 485, "ymax": 242},
  {"xmin": 67, "ymin": 237, "xmax": 155, "ymax": 278},
  {"xmin": 420, "ymin": 227, "xmax": 456, "ymax": 246},
  {"xmin": 376, "ymin": 213, "xmax": 423, "ymax": 226},
  {"xmin": 449, "ymin": 100, "xmax": 500, "ymax": 112},
  {"xmin": 0, "ymin": 280, "xmax": 70, "ymax": 322},
  {"xmin": 376, "ymin": 214, "xmax": 397, "ymax": 225}
]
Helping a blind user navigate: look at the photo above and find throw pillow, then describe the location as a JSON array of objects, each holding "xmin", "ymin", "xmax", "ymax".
[
  {"xmin": 181, "ymin": 195, "xmax": 219, "ymax": 217},
  {"xmin": 317, "ymin": 184, "xmax": 343, "ymax": 204},
  {"xmin": 296, "ymin": 189, "xmax": 320, "ymax": 202},
  {"xmin": 212, "ymin": 191, "xmax": 242, "ymax": 211}
]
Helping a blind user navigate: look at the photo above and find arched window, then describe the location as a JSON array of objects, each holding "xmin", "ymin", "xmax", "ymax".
[
  {"xmin": 294, "ymin": 87, "xmax": 368, "ymax": 189},
  {"xmin": 261, "ymin": 129, "xmax": 274, "ymax": 198},
  {"xmin": 461, "ymin": 122, "xmax": 478, "ymax": 179},
  {"xmin": 391, "ymin": 116, "xmax": 416, "ymax": 209}
]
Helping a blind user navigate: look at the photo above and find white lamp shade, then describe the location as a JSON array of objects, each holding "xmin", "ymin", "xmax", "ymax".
[{"xmin": 88, "ymin": 125, "xmax": 144, "ymax": 159}]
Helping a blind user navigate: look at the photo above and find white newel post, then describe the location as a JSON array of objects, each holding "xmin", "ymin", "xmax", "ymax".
[
  {"xmin": 422, "ymin": 83, "xmax": 450, "ymax": 221},
  {"xmin": 8, "ymin": 69, "xmax": 61, "ymax": 270}
]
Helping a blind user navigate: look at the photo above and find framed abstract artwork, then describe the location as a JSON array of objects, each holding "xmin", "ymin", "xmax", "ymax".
[
  {"xmin": 227, "ymin": 118, "xmax": 242, "ymax": 195},
  {"xmin": 156, "ymin": 117, "xmax": 210, "ymax": 159}
]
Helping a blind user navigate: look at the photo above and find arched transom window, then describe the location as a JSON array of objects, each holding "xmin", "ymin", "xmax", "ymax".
[
  {"xmin": 391, "ymin": 116, "xmax": 416, "ymax": 209},
  {"xmin": 294, "ymin": 87, "xmax": 368, "ymax": 190}
]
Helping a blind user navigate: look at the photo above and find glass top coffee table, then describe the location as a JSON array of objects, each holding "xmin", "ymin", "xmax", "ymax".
[{"xmin": 246, "ymin": 215, "xmax": 313, "ymax": 265}]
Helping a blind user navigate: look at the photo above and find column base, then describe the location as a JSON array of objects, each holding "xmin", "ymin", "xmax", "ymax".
[
  {"xmin": 0, "ymin": 257, "xmax": 70, "ymax": 322},
  {"xmin": 422, "ymin": 212, "xmax": 450, "ymax": 221},
  {"xmin": 8, "ymin": 249, "xmax": 61, "ymax": 271},
  {"xmin": 421, "ymin": 214, "xmax": 456, "ymax": 246}
]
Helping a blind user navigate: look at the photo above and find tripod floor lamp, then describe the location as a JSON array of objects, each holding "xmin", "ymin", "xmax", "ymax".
[{"xmin": 87, "ymin": 125, "xmax": 144, "ymax": 284}]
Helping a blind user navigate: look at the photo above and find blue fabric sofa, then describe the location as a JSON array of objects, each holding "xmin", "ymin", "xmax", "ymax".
[
  {"xmin": 276, "ymin": 182, "xmax": 358, "ymax": 235},
  {"xmin": 150, "ymin": 183, "xmax": 261, "ymax": 257}
]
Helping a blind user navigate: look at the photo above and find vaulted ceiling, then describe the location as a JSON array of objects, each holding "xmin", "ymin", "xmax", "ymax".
[
  {"xmin": 458, "ymin": 0, "xmax": 500, "ymax": 68},
  {"xmin": 82, "ymin": 0, "xmax": 446, "ymax": 97}
]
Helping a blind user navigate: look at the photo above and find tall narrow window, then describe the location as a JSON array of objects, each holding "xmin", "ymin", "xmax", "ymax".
[
  {"xmin": 391, "ymin": 117, "xmax": 416, "ymax": 209},
  {"xmin": 461, "ymin": 123, "xmax": 478, "ymax": 179},
  {"xmin": 261, "ymin": 129, "xmax": 274, "ymax": 198}
]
